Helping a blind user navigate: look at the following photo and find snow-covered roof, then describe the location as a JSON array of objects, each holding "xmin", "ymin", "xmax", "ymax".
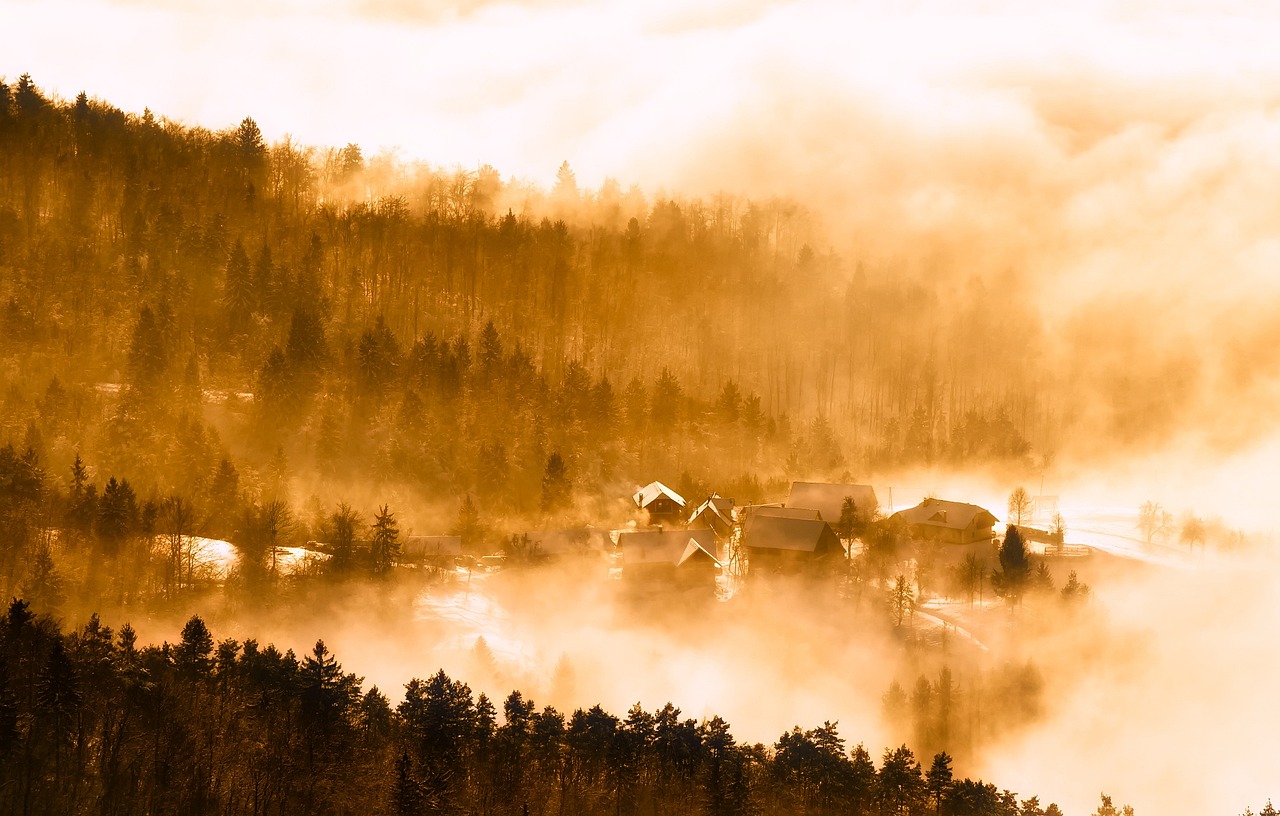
[
  {"xmin": 891, "ymin": 498, "xmax": 996, "ymax": 531},
  {"xmin": 633, "ymin": 481, "xmax": 686, "ymax": 510}
]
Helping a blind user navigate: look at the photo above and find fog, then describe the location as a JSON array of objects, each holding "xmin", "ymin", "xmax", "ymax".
[
  {"xmin": 102, "ymin": 439, "xmax": 1279, "ymax": 814},
  {"xmin": 7, "ymin": 0, "xmax": 1280, "ymax": 811},
  {"xmin": 11, "ymin": 0, "xmax": 1280, "ymax": 460}
]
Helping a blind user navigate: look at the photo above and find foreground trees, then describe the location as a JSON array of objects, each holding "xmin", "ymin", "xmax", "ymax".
[{"xmin": 0, "ymin": 599, "xmax": 1072, "ymax": 816}]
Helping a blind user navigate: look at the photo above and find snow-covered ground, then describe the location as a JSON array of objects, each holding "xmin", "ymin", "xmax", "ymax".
[{"xmin": 183, "ymin": 536, "xmax": 328, "ymax": 579}]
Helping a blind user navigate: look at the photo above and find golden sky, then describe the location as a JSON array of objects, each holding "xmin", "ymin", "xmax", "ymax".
[{"xmin": 9, "ymin": 0, "xmax": 1280, "ymax": 191}]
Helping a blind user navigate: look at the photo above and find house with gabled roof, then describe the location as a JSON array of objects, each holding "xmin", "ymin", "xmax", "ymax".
[
  {"xmin": 632, "ymin": 481, "xmax": 686, "ymax": 525},
  {"xmin": 890, "ymin": 498, "xmax": 997, "ymax": 545},
  {"xmin": 741, "ymin": 506, "xmax": 842, "ymax": 576},
  {"xmin": 688, "ymin": 494, "xmax": 735, "ymax": 538},
  {"xmin": 785, "ymin": 481, "xmax": 878, "ymax": 527},
  {"xmin": 617, "ymin": 528, "xmax": 719, "ymax": 592}
]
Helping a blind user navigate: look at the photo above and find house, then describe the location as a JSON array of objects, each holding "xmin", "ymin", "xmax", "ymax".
[
  {"xmin": 617, "ymin": 528, "xmax": 720, "ymax": 592},
  {"xmin": 785, "ymin": 481, "xmax": 878, "ymax": 528},
  {"xmin": 688, "ymin": 494, "xmax": 736, "ymax": 538},
  {"xmin": 400, "ymin": 535, "xmax": 464, "ymax": 567},
  {"xmin": 890, "ymin": 499, "xmax": 997, "ymax": 545},
  {"xmin": 741, "ymin": 506, "xmax": 843, "ymax": 576},
  {"xmin": 633, "ymin": 481, "xmax": 686, "ymax": 525}
]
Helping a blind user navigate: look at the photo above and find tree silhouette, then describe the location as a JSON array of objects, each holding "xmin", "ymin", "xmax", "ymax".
[
  {"xmin": 890, "ymin": 575, "xmax": 914, "ymax": 627},
  {"xmin": 541, "ymin": 452, "xmax": 571, "ymax": 512},
  {"xmin": 329, "ymin": 502, "xmax": 362, "ymax": 572},
  {"xmin": 1007, "ymin": 487, "xmax": 1033, "ymax": 526},
  {"xmin": 371, "ymin": 504, "xmax": 400, "ymax": 575},
  {"xmin": 992, "ymin": 526, "xmax": 1031, "ymax": 607}
]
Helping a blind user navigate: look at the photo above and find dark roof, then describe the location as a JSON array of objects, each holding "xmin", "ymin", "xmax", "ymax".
[
  {"xmin": 743, "ymin": 513, "xmax": 839, "ymax": 554},
  {"xmin": 752, "ymin": 506, "xmax": 822, "ymax": 522},
  {"xmin": 633, "ymin": 481, "xmax": 686, "ymax": 510},
  {"xmin": 785, "ymin": 482, "xmax": 878, "ymax": 523},
  {"xmin": 618, "ymin": 528, "xmax": 719, "ymax": 567},
  {"xmin": 891, "ymin": 498, "xmax": 997, "ymax": 531}
]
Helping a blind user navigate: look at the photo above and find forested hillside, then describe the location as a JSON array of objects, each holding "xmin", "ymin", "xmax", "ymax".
[{"xmin": 0, "ymin": 73, "xmax": 1041, "ymax": 525}]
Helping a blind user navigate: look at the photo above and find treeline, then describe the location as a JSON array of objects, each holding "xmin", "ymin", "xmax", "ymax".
[
  {"xmin": 0, "ymin": 598, "xmax": 1076, "ymax": 816},
  {"xmin": 0, "ymin": 73, "xmax": 1041, "ymax": 517}
]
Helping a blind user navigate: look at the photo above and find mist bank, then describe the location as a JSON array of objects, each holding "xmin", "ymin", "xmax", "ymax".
[{"xmin": 9, "ymin": 2, "xmax": 1280, "ymax": 464}]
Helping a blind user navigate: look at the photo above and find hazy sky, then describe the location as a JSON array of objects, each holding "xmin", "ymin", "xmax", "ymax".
[
  {"xmin": 9, "ymin": 0, "xmax": 1280, "ymax": 190},
  {"xmin": 11, "ymin": 0, "xmax": 1280, "ymax": 463}
]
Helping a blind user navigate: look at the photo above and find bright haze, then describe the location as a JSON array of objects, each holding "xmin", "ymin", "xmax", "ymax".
[
  {"xmin": 8, "ymin": 2, "xmax": 1280, "ymax": 814},
  {"xmin": 12, "ymin": 0, "xmax": 1280, "ymax": 469}
]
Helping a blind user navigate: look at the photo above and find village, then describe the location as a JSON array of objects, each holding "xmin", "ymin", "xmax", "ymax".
[{"xmin": 345, "ymin": 479, "xmax": 1094, "ymax": 612}]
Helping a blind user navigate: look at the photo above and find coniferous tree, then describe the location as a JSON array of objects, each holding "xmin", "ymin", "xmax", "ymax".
[
  {"xmin": 992, "ymin": 526, "xmax": 1031, "ymax": 607},
  {"xmin": 371, "ymin": 504, "xmax": 400, "ymax": 575},
  {"xmin": 540, "ymin": 452, "xmax": 571, "ymax": 513}
]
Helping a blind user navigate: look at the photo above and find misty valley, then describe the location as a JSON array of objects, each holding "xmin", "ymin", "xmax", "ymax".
[{"xmin": 0, "ymin": 74, "xmax": 1276, "ymax": 816}]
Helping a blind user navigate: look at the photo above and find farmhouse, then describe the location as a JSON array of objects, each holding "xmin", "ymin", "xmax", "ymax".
[
  {"xmin": 633, "ymin": 481, "xmax": 687, "ymax": 525},
  {"xmin": 617, "ymin": 528, "xmax": 720, "ymax": 592},
  {"xmin": 741, "ymin": 506, "xmax": 843, "ymax": 576},
  {"xmin": 785, "ymin": 481, "xmax": 878, "ymax": 526},
  {"xmin": 688, "ymin": 494, "xmax": 736, "ymax": 538},
  {"xmin": 890, "ymin": 498, "xmax": 997, "ymax": 545}
]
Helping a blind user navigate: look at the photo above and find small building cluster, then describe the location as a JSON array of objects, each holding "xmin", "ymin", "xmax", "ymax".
[
  {"xmin": 617, "ymin": 479, "xmax": 1000, "ymax": 597},
  {"xmin": 309, "ymin": 478, "xmax": 1000, "ymax": 602}
]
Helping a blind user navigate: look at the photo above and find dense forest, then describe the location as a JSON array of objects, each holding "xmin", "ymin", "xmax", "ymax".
[
  {"xmin": 0, "ymin": 73, "xmax": 1038, "ymax": 530},
  {"xmin": 0, "ymin": 598, "xmax": 1088, "ymax": 816}
]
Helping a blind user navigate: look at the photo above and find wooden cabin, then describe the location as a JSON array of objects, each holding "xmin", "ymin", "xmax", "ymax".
[
  {"xmin": 633, "ymin": 481, "xmax": 687, "ymax": 525},
  {"xmin": 740, "ymin": 506, "xmax": 842, "ymax": 576}
]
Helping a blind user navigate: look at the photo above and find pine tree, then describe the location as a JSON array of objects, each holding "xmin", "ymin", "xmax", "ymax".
[
  {"xmin": 540, "ymin": 452, "xmax": 571, "ymax": 513},
  {"xmin": 371, "ymin": 504, "xmax": 399, "ymax": 575},
  {"xmin": 23, "ymin": 542, "xmax": 64, "ymax": 613},
  {"xmin": 453, "ymin": 495, "xmax": 483, "ymax": 554},
  {"xmin": 991, "ymin": 526, "xmax": 1031, "ymax": 606},
  {"xmin": 926, "ymin": 752, "xmax": 953, "ymax": 814},
  {"xmin": 329, "ymin": 502, "xmax": 362, "ymax": 573},
  {"xmin": 174, "ymin": 615, "xmax": 215, "ymax": 678}
]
